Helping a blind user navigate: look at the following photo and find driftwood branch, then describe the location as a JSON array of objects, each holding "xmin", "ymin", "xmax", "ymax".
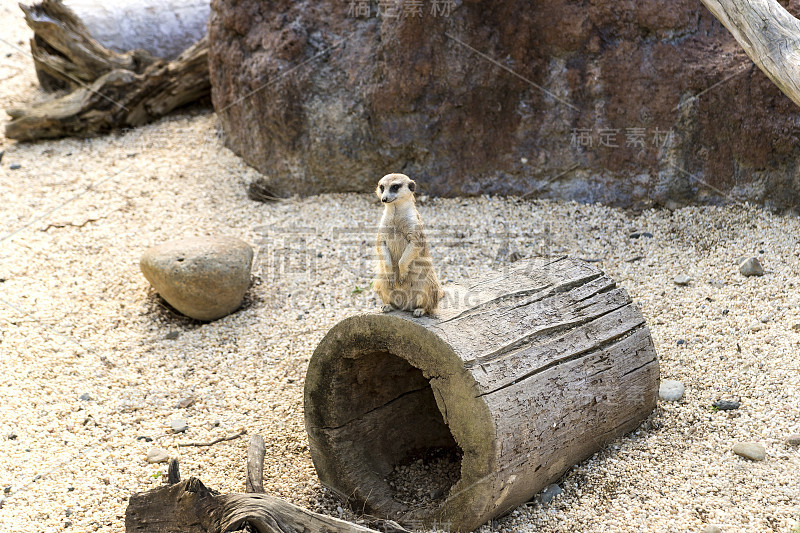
[
  {"xmin": 179, "ymin": 428, "xmax": 247, "ymax": 448},
  {"xmin": 20, "ymin": 0, "xmax": 156, "ymax": 87},
  {"xmin": 125, "ymin": 477, "xmax": 385, "ymax": 533},
  {"xmin": 167, "ymin": 459, "xmax": 181, "ymax": 485},
  {"xmin": 5, "ymin": 0, "xmax": 210, "ymax": 141},
  {"xmin": 126, "ymin": 433, "xmax": 411, "ymax": 533},
  {"xmin": 246, "ymin": 435, "xmax": 266, "ymax": 494},
  {"xmin": 698, "ymin": 0, "xmax": 800, "ymax": 108}
]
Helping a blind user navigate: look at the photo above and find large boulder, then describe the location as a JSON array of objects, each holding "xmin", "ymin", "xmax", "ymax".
[{"xmin": 208, "ymin": 0, "xmax": 800, "ymax": 210}]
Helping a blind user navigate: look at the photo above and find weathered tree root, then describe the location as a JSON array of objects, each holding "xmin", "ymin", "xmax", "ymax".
[{"xmin": 5, "ymin": 0, "xmax": 210, "ymax": 141}]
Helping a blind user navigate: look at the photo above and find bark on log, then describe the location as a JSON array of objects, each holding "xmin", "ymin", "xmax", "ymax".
[
  {"xmin": 5, "ymin": 0, "xmax": 210, "ymax": 141},
  {"xmin": 698, "ymin": 0, "xmax": 800, "ymax": 109},
  {"xmin": 305, "ymin": 256, "xmax": 659, "ymax": 532},
  {"xmin": 125, "ymin": 477, "xmax": 382, "ymax": 533}
]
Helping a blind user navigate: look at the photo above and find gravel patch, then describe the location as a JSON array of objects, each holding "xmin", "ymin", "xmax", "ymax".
[
  {"xmin": 385, "ymin": 448, "xmax": 462, "ymax": 514},
  {"xmin": 1, "ymin": 3, "xmax": 799, "ymax": 532}
]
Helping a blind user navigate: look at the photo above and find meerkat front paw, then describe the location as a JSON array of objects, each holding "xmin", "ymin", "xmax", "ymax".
[
  {"xmin": 397, "ymin": 264, "xmax": 409, "ymax": 284},
  {"xmin": 412, "ymin": 308, "xmax": 425, "ymax": 317},
  {"xmin": 381, "ymin": 304, "xmax": 394, "ymax": 313}
]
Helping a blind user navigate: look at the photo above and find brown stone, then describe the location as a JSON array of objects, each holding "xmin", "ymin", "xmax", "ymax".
[
  {"xmin": 140, "ymin": 236, "xmax": 253, "ymax": 321},
  {"xmin": 208, "ymin": 0, "xmax": 800, "ymax": 210}
]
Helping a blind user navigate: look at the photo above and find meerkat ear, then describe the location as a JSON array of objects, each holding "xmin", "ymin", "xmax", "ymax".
[{"xmin": 408, "ymin": 180, "xmax": 416, "ymax": 192}]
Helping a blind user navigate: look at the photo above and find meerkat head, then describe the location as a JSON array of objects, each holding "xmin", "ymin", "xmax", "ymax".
[{"xmin": 376, "ymin": 173, "xmax": 416, "ymax": 205}]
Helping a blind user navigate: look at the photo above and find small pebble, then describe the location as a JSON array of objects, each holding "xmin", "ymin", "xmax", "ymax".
[
  {"xmin": 673, "ymin": 274, "xmax": 691, "ymax": 286},
  {"xmin": 703, "ymin": 526, "xmax": 722, "ymax": 533},
  {"xmin": 540, "ymin": 483, "xmax": 563, "ymax": 504},
  {"xmin": 659, "ymin": 380, "xmax": 685, "ymax": 401},
  {"xmin": 3, "ymin": 486, "xmax": 10, "ymax": 494},
  {"xmin": 78, "ymin": 393, "xmax": 91, "ymax": 401},
  {"xmin": 712, "ymin": 400, "xmax": 740, "ymax": 411},
  {"xmin": 63, "ymin": 521, "xmax": 73, "ymax": 528},
  {"xmin": 65, "ymin": 508, "xmax": 72, "ymax": 517},
  {"xmin": 9, "ymin": 163, "xmax": 21, "ymax": 170},
  {"xmin": 170, "ymin": 419, "xmax": 188, "ymax": 433},
  {"xmin": 7, "ymin": 433, "xmax": 16, "ymax": 440},
  {"xmin": 733, "ymin": 442, "xmax": 766, "ymax": 461},
  {"xmin": 165, "ymin": 331, "xmax": 180, "ymax": 340},
  {"xmin": 136, "ymin": 436, "xmax": 153, "ymax": 442},
  {"xmin": 739, "ymin": 257, "xmax": 764, "ymax": 277},
  {"xmin": 676, "ymin": 339, "xmax": 686, "ymax": 345},
  {"xmin": 146, "ymin": 447, "xmax": 170, "ymax": 464},
  {"xmin": 786, "ymin": 433, "xmax": 800, "ymax": 446},
  {"xmin": 177, "ymin": 397, "xmax": 194, "ymax": 409}
]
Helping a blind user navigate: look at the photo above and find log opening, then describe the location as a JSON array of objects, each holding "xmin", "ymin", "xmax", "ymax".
[
  {"xmin": 318, "ymin": 346, "xmax": 463, "ymax": 513},
  {"xmin": 305, "ymin": 316, "xmax": 497, "ymax": 528}
]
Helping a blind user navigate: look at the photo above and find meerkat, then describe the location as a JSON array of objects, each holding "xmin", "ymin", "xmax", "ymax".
[{"xmin": 373, "ymin": 173, "xmax": 442, "ymax": 317}]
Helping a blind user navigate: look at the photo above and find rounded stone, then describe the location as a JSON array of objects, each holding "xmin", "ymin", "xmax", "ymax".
[
  {"xmin": 712, "ymin": 399, "xmax": 740, "ymax": 411},
  {"xmin": 540, "ymin": 483, "xmax": 563, "ymax": 504},
  {"xmin": 739, "ymin": 257, "xmax": 764, "ymax": 277},
  {"xmin": 659, "ymin": 379, "xmax": 685, "ymax": 401},
  {"xmin": 673, "ymin": 274, "xmax": 691, "ymax": 286},
  {"xmin": 786, "ymin": 433, "xmax": 800, "ymax": 446},
  {"xmin": 703, "ymin": 526, "xmax": 722, "ymax": 533},
  {"xmin": 170, "ymin": 419, "xmax": 188, "ymax": 433},
  {"xmin": 140, "ymin": 236, "xmax": 253, "ymax": 321},
  {"xmin": 146, "ymin": 447, "xmax": 170, "ymax": 464},
  {"xmin": 732, "ymin": 442, "xmax": 766, "ymax": 461}
]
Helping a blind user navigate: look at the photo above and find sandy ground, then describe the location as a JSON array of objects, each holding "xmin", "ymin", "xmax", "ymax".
[{"xmin": 1, "ymin": 2, "xmax": 799, "ymax": 532}]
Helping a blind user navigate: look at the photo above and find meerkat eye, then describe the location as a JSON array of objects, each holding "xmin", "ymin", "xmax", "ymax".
[
  {"xmin": 390, "ymin": 184, "xmax": 400, "ymax": 192},
  {"xmin": 380, "ymin": 185, "xmax": 385, "ymax": 192}
]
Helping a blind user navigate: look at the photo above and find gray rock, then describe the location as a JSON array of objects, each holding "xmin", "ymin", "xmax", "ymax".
[
  {"xmin": 659, "ymin": 379, "xmax": 685, "ymax": 401},
  {"xmin": 712, "ymin": 400, "xmax": 740, "ymax": 411},
  {"xmin": 78, "ymin": 393, "xmax": 91, "ymax": 401},
  {"xmin": 739, "ymin": 257, "xmax": 764, "ymax": 277},
  {"xmin": 702, "ymin": 526, "xmax": 722, "ymax": 533},
  {"xmin": 540, "ymin": 483, "xmax": 563, "ymax": 504},
  {"xmin": 140, "ymin": 236, "xmax": 253, "ymax": 321},
  {"xmin": 170, "ymin": 419, "xmax": 188, "ymax": 433},
  {"xmin": 733, "ymin": 442, "xmax": 766, "ymax": 461},
  {"xmin": 165, "ymin": 331, "xmax": 180, "ymax": 340},
  {"xmin": 177, "ymin": 397, "xmax": 194, "ymax": 409},
  {"xmin": 9, "ymin": 163, "xmax": 20, "ymax": 170},
  {"xmin": 146, "ymin": 447, "xmax": 170, "ymax": 464},
  {"xmin": 786, "ymin": 433, "xmax": 800, "ymax": 446},
  {"xmin": 673, "ymin": 274, "xmax": 691, "ymax": 286}
]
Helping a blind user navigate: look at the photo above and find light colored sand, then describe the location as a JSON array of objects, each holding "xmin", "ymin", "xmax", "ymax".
[{"xmin": 1, "ymin": 3, "xmax": 799, "ymax": 532}]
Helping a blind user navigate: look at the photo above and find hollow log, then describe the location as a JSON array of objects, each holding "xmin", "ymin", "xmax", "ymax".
[
  {"xmin": 698, "ymin": 0, "xmax": 800, "ymax": 109},
  {"xmin": 305, "ymin": 256, "xmax": 659, "ymax": 532}
]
